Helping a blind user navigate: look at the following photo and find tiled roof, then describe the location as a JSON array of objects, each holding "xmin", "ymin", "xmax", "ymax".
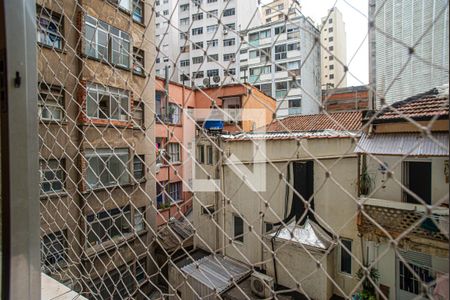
[
  {"xmin": 265, "ymin": 111, "xmax": 362, "ymax": 132},
  {"xmin": 222, "ymin": 130, "xmax": 357, "ymax": 142},
  {"xmin": 377, "ymin": 96, "xmax": 449, "ymax": 121},
  {"xmin": 374, "ymin": 87, "xmax": 449, "ymax": 122}
]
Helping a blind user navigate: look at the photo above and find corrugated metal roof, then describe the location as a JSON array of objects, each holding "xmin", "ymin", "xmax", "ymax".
[
  {"xmin": 222, "ymin": 129, "xmax": 357, "ymax": 142},
  {"xmin": 355, "ymin": 132, "xmax": 449, "ymax": 156},
  {"xmin": 181, "ymin": 255, "xmax": 251, "ymax": 293}
]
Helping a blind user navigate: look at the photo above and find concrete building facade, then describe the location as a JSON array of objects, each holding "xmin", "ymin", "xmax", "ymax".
[
  {"xmin": 321, "ymin": 7, "xmax": 347, "ymax": 89},
  {"xmin": 369, "ymin": 0, "xmax": 449, "ymax": 107},
  {"xmin": 155, "ymin": 0, "xmax": 261, "ymax": 86},
  {"xmin": 260, "ymin": 0, "xmax": 301, "ymax": 24},
  {"xmin": 322, "ymin": 85, "xmax": 369, "ymax": 112},
  {"xmin": 37, "ymin": 0, "xmax": 156, "ymax": 297},
  {"xmin": 239, "ymin": 15, "xmax": 321, "ymax": 118}
]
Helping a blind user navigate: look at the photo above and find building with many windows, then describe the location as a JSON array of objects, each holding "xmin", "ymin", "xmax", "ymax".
[
  {"xmin": 260, "ymin": 0, "xmax": 301, "ymax": 24},
  {"xmin": 239, "ymin": 14, "xmax": 321, "ymax": 117},
  {"xmin": 37, "ymin": 0, "xmax": 156, "ymax": 297},
  {"xmin": 369, "ymin": 0, "xmax": 449, "ymax": 107},
  {"xmin": 321, "ymin": 7, "xmax": 347, "ymax": 89},
  {"xmin": 155, "ymin": 0, "xmax": 261, "ymax": 86}
]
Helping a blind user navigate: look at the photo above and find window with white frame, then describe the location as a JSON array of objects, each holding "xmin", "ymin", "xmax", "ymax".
[
  {"xmin": 180, "ymin": 4, "xmax": 189, "ymax": 11},
  {"xmin": 84, "ymin": 15, "xmax": 130, "ymax": 68},
  {"xmin": 167, "ymin": 181, "xmax": 182, "ymax": 202},
  {"xmin": 192, "ymin": 27, "xmax": 203, "ymax": 35},
  {"xmin": 207, "ymin": 24, "xmax": 218, "ymax": 33},
  {"xmin": 287, "ymin": 42, "xmax": 300, "ymax": 51},
  {"xmin": 85, "ymin": 148, "xmax": 130, "ymax": 189},
  {"xmin": 275, "ymin": 44, "xmax": 287, "ymax": 60},
  {"xmin": 180, "ymin": 17, "xmax": 189, "ymax": 25},
  {"xmin": 207, "ymin": 39, "xmax": 218, "ymax": 47},
  {"xmin": 41, "ymin": 230, "xmax": 67, "ymax": 269},
  {"xmin": 86, "ymin": 206, "xmax": 132, "ymax": 246},
  {"xmin": 37, "ymin": 6, "xmax": 63, "ymax": 49},
  {"xmin": 192, "ymin": 12, "xmax": 203, "ymax": 21},
  {"xmin": 132, "ymin": 100, "xmax": 144, "ymax": 127},
  {"xmin": 132, "ymin": 0, "xmax": 144, "ymax": 23},
  {"xmin": 134, "ymin": 207, "xmax": 146, "ymax": 232},
  {"xmin": 168, "ymin": 103, "xmax": 181, "ymax": 124},
  {"xmin": 207, "ymin": 69, "xmax": 219, "ymax": 77},
  {"xmin": 207, "ymin": 54, "xmax": 219, "ymax": 62},
  {"xmin": 133, "ymin": 155, "xmax": 145, "ymax": 181},
  {"xmin": 192, "ymin": 41, "xmax": 203, "ymax": 50},
  {"xmin": 38, "ymin": 83, "xmax": 64, "ymax": 121},
  {"xmin": 133, "ymin": 47, "xmax": 145, "ymax": 75},
  {"xmin": 192, "ymin": 56, "xmax": 204, "ymax": 64},
  {"xmin": 197, "ymin": 145, "xmax": 205, "ymax": 163},
  {"xmin": 167, "ymin": 143, "xmax": 181, "ymax": 163},
  {"xmin": 207, "ymin": 145, "xmax": 213, "ymax": 164},
  {"xmin": 207, "ymin": 10, "xmax": 218, "ymax": 18},
  {"xmin": 223, "ymin": 38, "xmax": 235, "ymax": 47},
  {"xmin": 223, "ymin": 53, "xmax": 235, "ymax": 62},
  {"xmin": 223, "ymin": 8, "xmax": 235, "ymax": 16},
  {"xmin": 40, "ymin": 159, "xmax": 65, "ymax": 195},
  {"xmin": 86, "ymin": 83, "xmax": 129, "ymax": 121},
  {"xmin": 180, "ymin": 59, "xmax": 190, "ymax": 67}
]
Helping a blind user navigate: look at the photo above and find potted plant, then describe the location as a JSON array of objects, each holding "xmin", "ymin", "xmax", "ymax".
[
  {"xmin": 355, "ymin": 266, "xmax": 380, "ymax": 300},
  {"xmin": 359, "ymin": 155, "xmax": 373, "ymax": 196}
]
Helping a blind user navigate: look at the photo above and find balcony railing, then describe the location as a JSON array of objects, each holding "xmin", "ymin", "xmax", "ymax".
[{"xmin": 358, "ymin": 198, "xmax": 449, "ymax": 244}]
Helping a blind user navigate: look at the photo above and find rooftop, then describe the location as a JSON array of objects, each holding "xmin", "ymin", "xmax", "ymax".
[
  {"xmin": 372, "ymin": 85, "xmax": 449, "ymax": 123},
  {"xmin": 265, "ymin": 111, "xmax": 362, "ymax": 132}
]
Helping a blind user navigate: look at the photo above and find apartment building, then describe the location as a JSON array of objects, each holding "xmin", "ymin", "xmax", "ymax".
[
  {"xmin": 186, "ymin": 111, "xmax": 364, "ymax": 299},
  {"xmin": 356, "ymin": 87, "xmax": 449, "ymax": 299},
  {"xmin": 321, "ymin": 7, "xmax": 347, "ymax": 89},
  {"xmin": 154, "ymin": 76, "xmax": 276, "ymax": 227},
  {"xmin": 37, "ymin": 0, "xmax": 156, "ymax": 298},
  {"xmin": 239, "ymin": 14, "xmax": 321, "ymax": 117},
  {"xmin": 155, "ymin": 0, "xmax": 261, "ymax": 86},
  {"xmin": 260, "ymin": 0, "xmax": 301, "ymax": 24},
  {"xmin": 369, "ymin": 0, "xmax": 449, "ymax": 107},
  {"xmin": 322, "ymin": 85, "xmax": 369, "ymax": 112}
]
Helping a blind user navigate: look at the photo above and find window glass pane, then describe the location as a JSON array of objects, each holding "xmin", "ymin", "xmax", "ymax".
[{"xmin": 340, "ymin": 239, "xmax": 352, "ymax": 274}]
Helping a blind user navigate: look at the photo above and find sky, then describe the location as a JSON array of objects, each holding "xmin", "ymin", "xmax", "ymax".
[{"xmin": 262, "ymin": 0, "xmax": 369, "ymax": 85}]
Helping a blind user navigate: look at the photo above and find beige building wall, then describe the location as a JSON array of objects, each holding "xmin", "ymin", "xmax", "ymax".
[
  {"xmin": 193, "ymin": 137, "xmax": 362, "ymax": 298},
  {"xmin": 321, "ymin": 7, "xmax": 347, "ymax": 89},
  {"xmin": 260, "ymin": 0, "xmax": 301, "ymax": 23}
]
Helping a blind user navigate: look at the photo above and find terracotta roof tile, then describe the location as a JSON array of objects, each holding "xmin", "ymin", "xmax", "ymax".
[
  {"xmin": 265, "ymin": 111, "xmax": 362, "ymax": 132},
  {"xmin": 376, "ymin": 96, "xmax": 449, "ymax": 121}
]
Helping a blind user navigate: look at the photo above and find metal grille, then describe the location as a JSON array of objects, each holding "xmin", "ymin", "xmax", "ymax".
[{"xmin": 34, "ymin": 0, "xmax": 449, "ymax": 299}]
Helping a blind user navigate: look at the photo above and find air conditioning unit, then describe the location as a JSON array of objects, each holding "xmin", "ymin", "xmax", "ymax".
[
  {"xmin": 250, "ymin": 272, "xmax": 274, "ymax": 299},
  {"xmin": 223, "ymin": 29, "xmax": 228, "ymax": 35}
]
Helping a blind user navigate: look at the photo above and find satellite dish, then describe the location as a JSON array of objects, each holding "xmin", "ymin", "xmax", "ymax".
[
  {"xmin": 203, "ymin": 78, "xmax": 210, "ymax": 86},
  {"xmin": 213, "ymin": 75, "xmax": 221, "ymax": 83}
]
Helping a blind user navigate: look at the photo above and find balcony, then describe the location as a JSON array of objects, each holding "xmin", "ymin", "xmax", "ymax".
[{"xmin": 358, "ymin": 198, "xmax": 449, "ymax": 254}]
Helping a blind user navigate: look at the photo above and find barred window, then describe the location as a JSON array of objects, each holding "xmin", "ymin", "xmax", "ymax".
[
  {"xmin": 132, "ymin": 0, "xmax": 144, "ymax": 23},
  {"xmin": 134, "ymin": 207, "xmax": 146, "ymax": 232},
  {"xmin": 40, "ymin": 159, "xmax": 65, "ymax": 195},
  {"xmin": 133, "ymin": 48, "xmax": 145, "ymax": 75},
  {"xmin": 167, "ymin": 181, "xmax": 182, "ymax": 202},
  {"xmin": 207, "ymin": 54, "xmax": 219, "ymax": 62},
  {"xmin": 223, "ymin": 38, "xmax": 235, "ymax": 47},
  {"xmin": 37, "ymin": 6, "xmax": 63, "ymax": 50},
  {"xmin": 223, "ymin": 8, "xmax": 235, "ymax": 17},
  {"xmin": 207, "ymin": 69, "xmax": 219, "ymax": 77},
  {"xmin": 223, "ymin": 53, "xmax": 235, "ymax": 61},
  {"xmin": 85, "ymin": 148, "xmax": 130, "ymax": 189},
  {"xmin": 38, "ymin": 83, "xmax": 64, "ymax": 121},
  {"xmin": 132, "ymin": 100, "xmax": 144, "ymax": 127}
]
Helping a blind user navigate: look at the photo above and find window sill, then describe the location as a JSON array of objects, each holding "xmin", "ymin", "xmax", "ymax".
[
  {"xmin": 80, "ymin": 118, "xmax": 131, "ymax": 128},
  {"xmin": 155, "ymin": 121, "xmax": 183, "ymax": 127},
  {"xmin": 40, "ymin": 119, "xmax": 68, "ymax": 126},
  {"xmin": 82, "ymin": 54, "xmax": 132, "ymax": 72},
  {"xmin": 133, "ymin": 71, "xmax": 147, "ymax": 78},
  {"xmin": 38, "ymin": 42, "xmax": 66, "ymax": 54},
  {"xmin": 83, "ymin": 233, "xmax": 135, "ymax": 258},
  {"xmin": 40, "ymin": 192, "xmax": 68, "ymax": 200},
  {"xmin": 132, "ymin": 19, "xmax": 146, "ymax": 28},
  {"xmin": 159, "ymin": 162, "xmax": 182, "ymax": 167},
  {"xmin": 157, "ymin": 200, "xmax": 183, "ymax": 211},
  {"xmin": 83, "ymin": 182, "xmax": 134, "ymax": 194}
]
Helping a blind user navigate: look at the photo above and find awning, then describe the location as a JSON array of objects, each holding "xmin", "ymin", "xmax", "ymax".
[{"xmin": 355, "ymin": 132, "xmax": 449, "ymax": 156}]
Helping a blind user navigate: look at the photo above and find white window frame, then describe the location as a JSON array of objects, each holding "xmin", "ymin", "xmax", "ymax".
[
  {"xmin": 37, "ymin": 6, "xmax": 63, "ymax": 49},
  {"xmin": 167, "ymin": 143, "xmax": 181, "ymax": 163},
  {"xmin": 38, "ymin": 83, "xmax": 64, "ymax": 121},
  {"xmin": 86, "ymin": 206, "xmax": 132, "ymax": 246},
  {"xmin": 86, "ymin": 82, "xmax": 130, "ymax": 121},
  {"xmin": 85, "ymin": 148, "xmax": 130, "ymax": 189}
]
